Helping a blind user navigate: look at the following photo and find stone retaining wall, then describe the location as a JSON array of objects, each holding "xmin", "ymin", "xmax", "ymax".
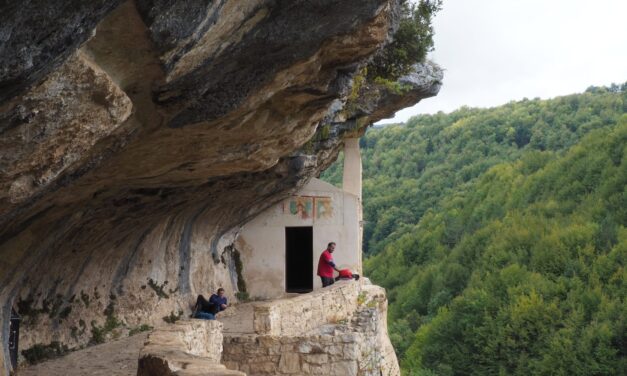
[
  {"xmin": 224, "ymin": 284, "xmax": 400, "ymax": 376},
  {"xmin": 252, "ymin": 280, "xmax": 361, "ymax": 336}
]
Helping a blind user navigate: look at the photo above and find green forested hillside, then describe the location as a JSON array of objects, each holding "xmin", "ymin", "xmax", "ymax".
[
  {"xmin": 322, "ymin": 85, "xmax": 626, "ymax": 375},
  {"xmin": 325, "ymin": 86, "xmax": 626, "ymax": 257}
]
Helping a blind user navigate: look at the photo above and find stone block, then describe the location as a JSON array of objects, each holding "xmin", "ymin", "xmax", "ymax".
[
  {"xmin": 327, "ymin": 344, "xmax": 344, "ymax": 356},
  {"xmin": 265, "ymin": 343, "xmax": 282, "ymax": 355},
  {"xmin": 318, "ymin": 326, "xmax": 336, "ymax": 335},
  {"xmin": 343, "ymin": 343, "xmax": 360, "ymax": 360},
  {"xmin": 278, "ymin": 352, "xmax": 301, "ymax": 373},
  {"xmin": 248, "ymin": 361, "xmax": 276, "ymax": 374},
  {"xmin": 298, "ymin": 342, "xmax": 313, "ymax": 353},
  {"xmin": 340, "ymin": 333, "xmax": 359, "ymax": 343},
  {"xmin": 332, "ymin": 360, "xmax": 358, "ymax": 376},
  {"xmin": 281, "ymin": 343, "xmax": 297, "ymax": 352},
  {"xmin": 301, "ymin": 362, "xmax": 311, "ymax": 373},
  {"xmin": 305, "ymin": 353, "xmax": 328, "ymax": 365},
  {"xmin": 306, "ymin": 363, "xmax": 331, "ymax": 375},
  {"xmin": 138, "ymin": 320, "xmax": 240, "ymax": 375}
]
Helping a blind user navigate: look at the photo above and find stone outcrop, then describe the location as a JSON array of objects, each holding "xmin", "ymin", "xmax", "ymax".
[{"xmin": 0, "ymin": 0, "xmax": 441, "ymax": 373}]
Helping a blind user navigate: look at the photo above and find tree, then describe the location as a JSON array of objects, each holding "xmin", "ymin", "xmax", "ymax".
[{"xmin": 367, "ymin": 0, "xmax": 442, "ymax": 80}]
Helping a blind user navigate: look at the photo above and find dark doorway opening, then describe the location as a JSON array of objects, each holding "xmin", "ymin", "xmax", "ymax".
[{"xmin": 285, "ymin": 226, "xmax": 313, "ymax": 293}]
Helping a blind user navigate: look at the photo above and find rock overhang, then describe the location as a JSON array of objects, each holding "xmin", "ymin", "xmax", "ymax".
[{"xmin": 0, "ymin": 0, "xmax": 441, "ymax": 373}]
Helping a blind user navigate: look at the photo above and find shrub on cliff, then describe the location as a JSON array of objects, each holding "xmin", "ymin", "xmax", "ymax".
[{"xmin": 368, "ymin": 0, "xmax": 442, "ymax": 81}]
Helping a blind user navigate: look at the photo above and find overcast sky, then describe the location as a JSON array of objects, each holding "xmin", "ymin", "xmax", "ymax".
[{"xmin": 378, "ymin": 0, "xmax": 627, "ymax": 123}]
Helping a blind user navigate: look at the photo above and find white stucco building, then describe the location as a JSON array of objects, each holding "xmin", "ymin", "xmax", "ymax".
[{"xmin": 235, "ymin": 138, "xmax": 363, "ymax": 299}]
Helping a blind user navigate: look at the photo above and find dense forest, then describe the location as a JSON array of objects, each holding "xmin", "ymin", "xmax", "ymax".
[{"xmin": 322, "ymin": 84, "xmax": 626, "ymax": 375}]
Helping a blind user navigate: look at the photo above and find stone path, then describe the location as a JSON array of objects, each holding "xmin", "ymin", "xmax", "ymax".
[
  {"xmin": 16, "ymin": 333, "xmax": 148, "ymax": 376},
  {"xmin": 15, "ymin": 289, "xmax": 366, "ymax": 375},
  {"xmin": 15, "ymin": 301, "xmax": 256, "ymax": 376}
]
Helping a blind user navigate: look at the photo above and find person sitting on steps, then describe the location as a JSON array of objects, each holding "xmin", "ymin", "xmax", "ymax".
[{"xmin": 193, "ymin": 287, "xmax": 228, "ymax": 320}]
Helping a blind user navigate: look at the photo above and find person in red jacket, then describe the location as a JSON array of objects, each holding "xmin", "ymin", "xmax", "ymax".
[{"xmin": 317, "ymin": 242, "xmax": 340, "ymax": 287}]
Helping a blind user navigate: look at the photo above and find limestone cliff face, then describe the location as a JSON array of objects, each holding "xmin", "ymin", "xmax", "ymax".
[{"xmin": 0, "ymin": 0, "xmax": 441, "ymax": 373}]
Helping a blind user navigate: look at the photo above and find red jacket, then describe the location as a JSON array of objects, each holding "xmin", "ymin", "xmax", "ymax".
[{"xmin": 317, "ymin": 250, "xmax": 335, "ymax": 278}]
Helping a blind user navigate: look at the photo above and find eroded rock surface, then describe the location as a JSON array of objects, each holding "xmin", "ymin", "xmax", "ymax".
[
  {"xmin": 0, "ymin": 52, "xmax": 133, "ymax": 206},
  {"xmin": 0, "ymin": 0, "xmax": 441, "ymax": 373}
]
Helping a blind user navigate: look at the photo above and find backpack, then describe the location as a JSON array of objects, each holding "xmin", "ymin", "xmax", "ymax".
[{"xmin": 338, "ymin": 269, "xmax": 354, "ymax": 279}]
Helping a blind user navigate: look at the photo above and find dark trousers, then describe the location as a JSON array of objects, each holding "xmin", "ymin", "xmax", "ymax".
[
  {"xmin": 194, "ymin": 311, "xmax": 215, "ymax": 320},
  {"xmin": 195, "ymin": 295, "xmax": 218, "ymax": 314},
  {"xmin": 321, "ymin": 276, "xmax": 335, "ymax": 287}
]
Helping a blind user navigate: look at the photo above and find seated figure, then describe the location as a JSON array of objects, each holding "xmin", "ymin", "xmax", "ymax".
[{"xmin": 193, "ymin": 287, "xmax": 228, "ymax": 320}]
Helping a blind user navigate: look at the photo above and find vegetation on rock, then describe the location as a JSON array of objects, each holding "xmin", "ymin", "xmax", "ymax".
[
  {"xmin": 90, "ymin": 301, "xmax": 123, "ymax": 344},
  {"xmin": 147, "ymin": 278, "xmax": 170, "ymax": 299},
  {"xmin": 21, "ymin": 342, "xmax": 69, "ymax": 365},
  {"xmin": 162, "ymin": 310, "xmax": 184, "ymax": 324},
  {"xmin": 368, "ymin": 0, "xmax": 442, "ymax": 81},
  {"xmin": 128, "ymin": 324, "xmax": 153, "ymax": 336}
]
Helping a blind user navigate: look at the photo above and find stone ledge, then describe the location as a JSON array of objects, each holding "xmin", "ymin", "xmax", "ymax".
[
  {"xmin": 252, "ymin": 280, "xmax": 362, "ymax": 336},
  {"xmin": 138, "ymin": 320, "xmax": 244, "ymax": 376}
]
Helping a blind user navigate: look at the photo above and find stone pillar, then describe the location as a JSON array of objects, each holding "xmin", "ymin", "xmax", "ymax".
[
  {"xmin": 342, "ymin": 138, "xmax": 362, "ymax": 200},
  {"xmin": 343, "ymin": 138, "xmax": 363, "ymax": 272}
]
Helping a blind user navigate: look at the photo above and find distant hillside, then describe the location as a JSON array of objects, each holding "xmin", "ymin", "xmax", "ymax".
[
  {"xmin": 324, "ymin": 85, "xmax": 626, "ymax": 256},
  {"xmin": 323, "ymin": 84, "xmax": 626, "ymax": 374}
]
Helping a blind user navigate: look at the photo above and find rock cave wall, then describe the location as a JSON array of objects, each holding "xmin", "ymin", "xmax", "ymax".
[{"xmin": 0, "ymin": 0, "xmax": 441, "ymax": 373}]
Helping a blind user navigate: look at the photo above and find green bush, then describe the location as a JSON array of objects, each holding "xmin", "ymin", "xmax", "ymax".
[
  {"xmin": 368, "ymin": 0, "xmax": 442, "ymax": 80},
  {"xmin": 235, "ymin": 291, "xmax": 250, "ymax": 302},
  {"xmin": 22, "ymin": 342, "xmax": 69, "ymax": 364}
]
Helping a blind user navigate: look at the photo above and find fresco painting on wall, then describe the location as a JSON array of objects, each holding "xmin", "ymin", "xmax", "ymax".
[
  {"xmin": 315, "ymin": 197, "xmax": 333, "ymax": 219},
  {"xmin": 284, "ymin": 196, "xmax": 333, "ymax": 220},
  {"xmin": 285, "ymin": 196, "xmax": 313, "ymax": 219}
]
